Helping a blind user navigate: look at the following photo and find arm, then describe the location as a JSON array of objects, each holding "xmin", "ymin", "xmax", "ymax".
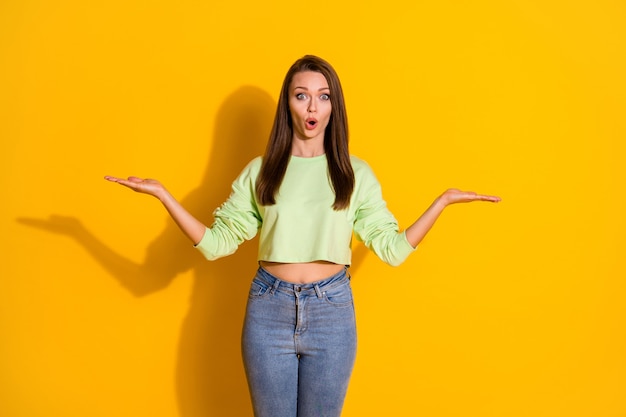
[
  {"xmin": 404, "ymin": 188, "xmax": 501, "ymax": 248},
  {"xmin": 104, "ymin": 176, "xmax": 206, "ymax": 244}
]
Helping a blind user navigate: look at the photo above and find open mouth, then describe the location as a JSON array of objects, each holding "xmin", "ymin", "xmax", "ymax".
[{"xmin": 306, "ymin": 118, "xmax": 318, "ymax": 129}]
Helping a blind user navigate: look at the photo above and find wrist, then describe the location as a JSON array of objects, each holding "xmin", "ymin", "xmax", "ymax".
[
  {"xmin": 156, "ymin": 188, "xmax": 172, "ymax": 204},
  {"xmin": 433, "ymin": 195, "xmax": 449, "ymax": 210}
]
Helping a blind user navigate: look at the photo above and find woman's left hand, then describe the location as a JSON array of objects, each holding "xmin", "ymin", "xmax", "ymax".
[
  {"xmin": 438, "ymin": 188, "xmax": 501, "ymax": 206},
  {"xmin": 403, "ymin": 188, "xmax": 501, "ymax": 248}
]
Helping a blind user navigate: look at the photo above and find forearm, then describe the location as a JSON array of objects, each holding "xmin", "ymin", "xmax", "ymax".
[
  {"xmin": 403, "ymin": 187, "xmax": 501, "ymax": 248},
  {"xmin": 404, "ymin": 197, "xmax": 447, "ymax": 248},
  {"xmin": 158, "ymin": 191, "xmax": 206, "ymax": 245}
]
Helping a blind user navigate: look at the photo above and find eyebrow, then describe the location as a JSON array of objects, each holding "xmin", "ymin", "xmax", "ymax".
[{"xmin": 293, "ymin": 86, "xmax": 330, "ymax": 91}]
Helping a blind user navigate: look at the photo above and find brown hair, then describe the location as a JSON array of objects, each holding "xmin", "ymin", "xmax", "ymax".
[{"xmin": 256, "ymin": 55, "xmax": 355, "ymax": 210}]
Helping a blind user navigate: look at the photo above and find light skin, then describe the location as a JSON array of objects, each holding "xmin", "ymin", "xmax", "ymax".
[
  {"xmin": 105, "ymin": 70, "xmax": 500, "ymax": 283},
  {"xmin": 288, "ymin": 71, "xmax": 332, "ymax": 157}
]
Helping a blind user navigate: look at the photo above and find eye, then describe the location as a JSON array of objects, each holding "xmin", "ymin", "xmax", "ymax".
[
  {"xmin": 296, "ymin": 93, "xmax": 307, "ymax": 100},
  {"xmin": 320, "ymin": 93, "xmax": 330, "ymax": 101}
]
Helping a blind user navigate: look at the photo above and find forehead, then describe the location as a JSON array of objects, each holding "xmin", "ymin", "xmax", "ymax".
[{"xmin": 290, "ymin": 71, "xmax": 329, "ymax": 89}]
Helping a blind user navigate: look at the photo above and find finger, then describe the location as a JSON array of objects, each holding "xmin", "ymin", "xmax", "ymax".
[
  {"xmin": 104, "ymin": 176, "xmax": 135, "ymax": 187},
  {"xmin": 476, "ymin": 194, "xmax": 501, "ymax": 202},
  {"xmin": 114, "ymin": 179, "xmax": 137, "ymax": 188},
  {"xmin": 127, "ymin": 176, "xmax": 144, "ymax": 183},
  {"xmin": 104, "ymin": 177, "xmax": 141, "ymax": 191}
]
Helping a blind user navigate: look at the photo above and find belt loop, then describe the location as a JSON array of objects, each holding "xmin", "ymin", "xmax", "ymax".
[
  {"xmin": 313, "ymin": 284, "xmax": 323, "ymax": 298},
  {"xmin": 270, "ymin": 277, "xmax": 281, "ymax": 295}
]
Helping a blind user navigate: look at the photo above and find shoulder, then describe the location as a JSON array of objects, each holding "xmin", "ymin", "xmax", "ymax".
[
  {"xmin": 245, "ymin": 156, "xmax": 263, "ymax": 171},
  {"xmin": 233, "ymin": 156, "xmax": 263, "ymax": 186},
  {"xmin": 239, "ymin": 156, "xmax": 263, "ymax": 176},
  {"xmin": 350, "ymin": 155, "xmax": 376, "ymax": 178},
  {"xmin": 350, "ymin": 155, "xmax": 381, "ymax": 193}
]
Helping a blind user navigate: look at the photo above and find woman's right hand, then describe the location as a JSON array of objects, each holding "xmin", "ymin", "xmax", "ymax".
[
  {"xmin": 104, "ymin": 176, "xmax": 167, "ymax": 200},
  {"xmin": 104, "ymin": 175, "xmax": 206, "ymax": 244}
]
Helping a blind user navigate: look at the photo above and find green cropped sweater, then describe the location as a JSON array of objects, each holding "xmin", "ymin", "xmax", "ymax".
[{"xmin": 194, "ymin": 154, "xmax": 415, "ymax": 266}]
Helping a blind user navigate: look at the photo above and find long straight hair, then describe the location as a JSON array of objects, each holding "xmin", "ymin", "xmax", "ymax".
[{"xmin": 256, "ymin": 55, "xmax": 354, "ymax": 210}]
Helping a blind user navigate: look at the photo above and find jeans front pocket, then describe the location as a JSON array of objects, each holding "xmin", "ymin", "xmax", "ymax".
[
  {"xmin": 248, "ymin": 278, "xmax": 271, "ymax": 298},
  {"xmin": 322, "ymin": 281, "xmax": 353, "ymax": 307}
]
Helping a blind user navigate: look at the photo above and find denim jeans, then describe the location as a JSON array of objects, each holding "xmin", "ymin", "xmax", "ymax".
[{"xmin": 241, "ymin": 266, "xmax": 357, "ymax": 417}]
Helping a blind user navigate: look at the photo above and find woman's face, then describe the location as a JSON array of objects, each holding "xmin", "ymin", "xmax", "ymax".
[{"xmin": 288, "ymin": 71, "xmax": 332, "ymax": 143}]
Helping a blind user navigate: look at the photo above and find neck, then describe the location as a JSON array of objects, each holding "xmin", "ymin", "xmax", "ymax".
[{"xmin": 291, "ymin": 140, "xmax": 325, "ymax": 157}]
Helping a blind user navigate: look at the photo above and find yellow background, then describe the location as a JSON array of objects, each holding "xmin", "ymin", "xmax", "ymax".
[{"xmin": 1, "ymin": 0, "xmax": 625, "ymax": 416}]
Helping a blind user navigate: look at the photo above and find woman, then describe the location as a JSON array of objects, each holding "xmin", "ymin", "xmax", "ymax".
[{"xmin": 105, "ymin": 55, "xmax": 500, "ymax": 417}]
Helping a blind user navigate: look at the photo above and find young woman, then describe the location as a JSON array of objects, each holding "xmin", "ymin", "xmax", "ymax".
[{"xmin": 105, "ymin": 55, "xmax": 500, "ymax": 417}]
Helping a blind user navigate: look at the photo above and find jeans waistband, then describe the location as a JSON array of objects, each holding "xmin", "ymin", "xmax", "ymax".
[{"xmin": 255, "ymin": 266, "xmax": 350, "ymax": 297}]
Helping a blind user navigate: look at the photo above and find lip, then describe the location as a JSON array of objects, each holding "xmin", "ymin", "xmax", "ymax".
[{"xmin": 305, "ymin": 117, "xmax": 318, "ymax": 130}]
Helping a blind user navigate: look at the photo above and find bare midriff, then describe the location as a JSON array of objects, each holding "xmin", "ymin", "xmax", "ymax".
[{"xmin": 259, "ymin": 261, "xmax": 346, "ymax": 284}]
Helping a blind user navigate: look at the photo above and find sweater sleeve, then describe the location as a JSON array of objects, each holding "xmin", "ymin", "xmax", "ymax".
[
  {"xmin": 194, "ymin": 158, "xmax": 262, "ymax": 261},
  {"xmin": 352, "ymin": 163, "xmax": 416, "ymax": 266}
]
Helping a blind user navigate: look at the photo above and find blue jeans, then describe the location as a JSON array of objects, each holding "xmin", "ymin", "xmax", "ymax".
[{"xmin": 242, "ymin": 266, "xmax": 357, "ymax": 417}]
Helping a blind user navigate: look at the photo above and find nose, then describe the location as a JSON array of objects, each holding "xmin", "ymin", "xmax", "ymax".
[{"xmin": 307, "ymin": 98, "xmax": 316, "ymax": 113}]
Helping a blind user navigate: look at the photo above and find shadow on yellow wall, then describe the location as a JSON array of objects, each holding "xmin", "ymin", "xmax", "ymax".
[{"xmin": 19, "ymin": 85, "xmax": 272, "ymax": 416}]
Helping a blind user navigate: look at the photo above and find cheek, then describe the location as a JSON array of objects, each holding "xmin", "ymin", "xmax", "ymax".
[
  {"xmin": 289, "ymin": 100, "xmax": 305, "ymax": 116},
  {"xmin": 288, "ymin": 104, "xmax": 299, "ymax": 122},
  {"xmin": 322, "ymin": 104, "xmax": 332, "ymax": 120}
]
